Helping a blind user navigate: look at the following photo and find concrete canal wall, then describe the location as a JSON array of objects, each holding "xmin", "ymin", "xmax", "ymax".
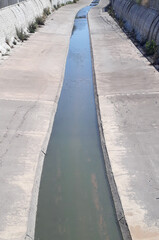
[
  {"xmin": 112, "ymin": 0, "xmax": 159, "ymax": 45},
  {"xmin": 0, "ymin": 0, "xmax": 25, "ymax": 9},
  {"xmin": 149, "ymin": 0, "xmax": 159, "ymax": 11},
  {"xmin": 0, "ymin": 0, "xmax": 72, "ymax": 55},
  {"xmin": 139, "ymin": 0, "xmax": 159, "ymax": 11}
]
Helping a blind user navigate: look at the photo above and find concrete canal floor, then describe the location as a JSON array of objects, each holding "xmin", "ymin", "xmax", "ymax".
[
  {"xmin": 89, "ymin": 0, "xmax": 159, "ymax": 239},
  {"xmin": 0, "ymin": 0, "xmax": 159, "ymax": 239}
]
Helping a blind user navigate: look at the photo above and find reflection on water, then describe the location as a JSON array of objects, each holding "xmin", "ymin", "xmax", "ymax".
[{"xmin": 34, "ymin": 4, "xmax": 123, "ymax": 240}]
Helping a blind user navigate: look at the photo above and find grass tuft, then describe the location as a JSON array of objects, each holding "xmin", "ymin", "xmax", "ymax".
[
  {"xmin": 145, "ymin": 40, "xmax": 157, "ymax": 56},
  {"xmin": 28, "ymin": 21, "xmax": 38, "ymax": 33},
  {"xmin": 36, "ymin": 16, "xmax": 46, "ymax": 25},
  {"xmin": 43, "ymin": 7, "xmax": 51, "ymax": 16},
  {"xmin": 16, "ymin": 28, "xmax": 29, "ymax": 42}
]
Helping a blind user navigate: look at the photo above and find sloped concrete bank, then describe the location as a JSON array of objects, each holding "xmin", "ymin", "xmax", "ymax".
[
  {"xmin": 112, "ymin": 0, "xmax": 159, "ymax": 45},
  {"xmin": 139, "ymin": 0, "xmax": 159, "ymax": 12},
  {"xmin": 148, "ymin": 0, "xmax": 159, "ymax": 11},
  {"xmin": 88, "ymin": 0, "xmax": 159, "ymax": 239},
  {"xmin": 0, "ymin": 0, "xmax": 25, "ymax": 8},
  {"xmin": 0, "ymin": 0, "xmax": 72, "ymax": 55},
  {"xmin": 0, "ymin": 1, "xmax": 92, "ymax": 240}
]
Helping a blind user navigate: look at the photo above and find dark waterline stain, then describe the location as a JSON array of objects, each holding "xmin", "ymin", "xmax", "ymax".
[{"xmin": 34, "ymin": 4, "xmax": 123, "ymax": 240}]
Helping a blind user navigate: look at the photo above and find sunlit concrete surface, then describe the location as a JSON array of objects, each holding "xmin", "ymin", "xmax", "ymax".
[
  {"xmin": 0, "ymin": 1, "xmax": 92, "ymax": 240},
  {"xmin": 89, "ymin": 1, "xmax": 159, "ymax": 239}
]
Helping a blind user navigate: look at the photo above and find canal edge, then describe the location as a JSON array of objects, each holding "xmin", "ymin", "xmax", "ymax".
[{"xmin": 87, "ymin": 9, "xmax": 132, "ymax": 240}]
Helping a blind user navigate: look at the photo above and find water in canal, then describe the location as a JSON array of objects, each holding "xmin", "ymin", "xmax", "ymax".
[{"xmin": 35, "ymin": 3, "xmax": 123, "ymax": 240}]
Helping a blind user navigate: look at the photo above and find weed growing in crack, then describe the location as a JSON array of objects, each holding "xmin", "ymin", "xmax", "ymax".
[
  {"xmin": 28, "ymin": 21, "xmax": 38, "ymax": 33},
  {"xmin": 16, "ymin": 28, "xmax": 29, "ymax": 42},
  {"xmin": 36, "ymin": 16, "xmax": 46, "ymax": 25},
  {"xmin": 145, "ymin": 40, "xmax": 157, "ymax": 56},
  {"xmin": 43, "ymin": 7, "xmax": 51, "ymax": 16},
  {"xmin": 118, "ymin": 18, "xmax": 124, "ymax": 28}
]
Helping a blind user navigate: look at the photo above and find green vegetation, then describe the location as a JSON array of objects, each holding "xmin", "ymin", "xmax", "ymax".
[
  {"xmin": 108, "ymin": 6, "xmax": 115, "ymax": 18},
  {"xmin": 53, "ymin": 4, "xmax": 58, "ymax": 9},
  {"xmin": 57, "ymin": 3, "xmax": 61, "ymax": 9},
  {"xmin": 107, "ymin": 5, "xmax": 125, "ymax": 28},
  {"xmin": 16, "ymin": 28, "xmax": 29, "ymax": 42},
  {"xmin": 15, "ymin": 0, "xmax": 80, "ymax": 43},
  {"xmin": 107, "ymin": 3, "xmax": 159, "ymax": 67},
  {"xmin": 136, "ymin": 0, "xmax": 142, "ymax": 4},
  {"xmin": 28, "ymin": 21, "xmax": 38, "ymax": 33},
  {"xmin": 152, "ymin": 46, "xmax": 159, "ymax": 64},
  {"xmin": 118, "ymin": 18, "xmax": 124, "ymax": 28},
  {"xmin": 13, "ymin": 39, "xmax": 17, "ymax": 45},
  {"xmin": 53, "ymin": 0, "xmax": 79, "ymax": 9},
  {"xmin": 43, "ymin": 7, "xmax": 51, "ymax": 16},
  {"xmin": 36, "ymin": 15, "xmax": 46, "ymax": 25},
  {"xmin": 28, "ymin": 8, "xmax": 51, "ymax": 34},
  {"xmin": 145, "ymin": 40, "xmax": 157, "ymax": 55}
]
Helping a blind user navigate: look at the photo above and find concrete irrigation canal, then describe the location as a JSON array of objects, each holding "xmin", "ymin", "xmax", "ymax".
[{"xmin": 34, "ymin": 3, "xmax": 123, "ymax": 240}]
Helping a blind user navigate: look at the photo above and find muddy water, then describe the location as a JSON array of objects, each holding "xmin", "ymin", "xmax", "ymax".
[{"xmin": 34, "ymin": 5, "xmax": 123, "ymax": 240}]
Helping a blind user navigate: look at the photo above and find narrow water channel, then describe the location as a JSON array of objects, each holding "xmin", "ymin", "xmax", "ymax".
[{"xmin": 35, "ymin": 4, "xmax": 123, "ymax": 240}]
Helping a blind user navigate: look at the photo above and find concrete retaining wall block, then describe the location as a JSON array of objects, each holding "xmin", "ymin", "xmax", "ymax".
[
  {"xmin": 112, "ymin": 0, "xmax": 159, "ymax": 45},
  {"xmin": 0, "ymin": 0, "xmax": 73, "ymax": 55}
]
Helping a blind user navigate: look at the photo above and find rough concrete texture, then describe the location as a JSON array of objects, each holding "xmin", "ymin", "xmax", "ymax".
[
  {"xmin": 0, "ymin": 0, "xmax": 20, "ymax": 8},
  {"xmin": 149, "ymin": 0, "xmax": 159, "ymax": 11},
  {"xmin": 112, "ymin": 0, "xmax": 159, "ymax": 45},
  {"xmin": 89, "ymin": 0, "xmax": 159, "ymax": 239},
  {"xmin": 139, "ymin": 0, "xmax": 159, "ymax": 12},
  {"xmin": 0, "ymin": 0, "xmax": 72, "ymax": 55},
  {"xmin": 0, "ymin": 0, "xmax": 92, "ymax": 239}
]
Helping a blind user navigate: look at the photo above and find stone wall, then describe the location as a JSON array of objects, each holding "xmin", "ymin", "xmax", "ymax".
[
  {"xmin": 112, "ymin": 0, "xmax": 159, "ymax": 45},
  {"xmin": 0, "ymin": 0, "xmax": 72, "ymax": 55}
]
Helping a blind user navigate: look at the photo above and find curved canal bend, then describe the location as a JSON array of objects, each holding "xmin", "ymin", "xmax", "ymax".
[{"xmin": 35, "ymin": 3, "xmax": 123, "ymax": 240}]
